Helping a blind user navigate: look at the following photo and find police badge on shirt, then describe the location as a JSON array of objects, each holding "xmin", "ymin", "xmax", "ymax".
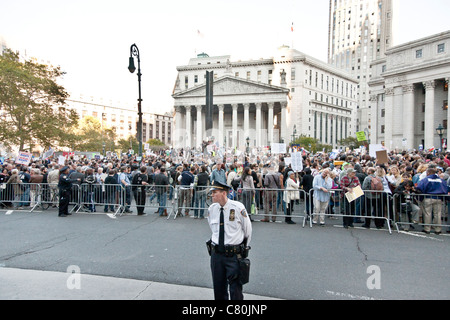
[{"xmin": 229, "ymin": 209, "xmax": 235, "ymax": 221}]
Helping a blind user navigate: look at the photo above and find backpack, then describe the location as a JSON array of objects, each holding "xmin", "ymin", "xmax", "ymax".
[
  {"xmin": 231, "ymin": 174, "xmax": 241, "ymax": 191},
  {"xmin": 370, "ymin": 176, "xmax": 383, "ymax": 191}
]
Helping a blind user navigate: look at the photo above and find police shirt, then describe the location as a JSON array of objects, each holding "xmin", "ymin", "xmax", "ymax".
[
  {"xmin": 58, "ymin": 174, "xmax": 73, "ymax": 191},
  {"xmin": 207, "ymin": 199, "xmax": 252, "ymax": 246}
]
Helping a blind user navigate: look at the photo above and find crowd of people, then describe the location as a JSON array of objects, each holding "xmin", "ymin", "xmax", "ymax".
[{"xmin": 1, "ymin": 147, "xmax": 450, "ymax": 234}]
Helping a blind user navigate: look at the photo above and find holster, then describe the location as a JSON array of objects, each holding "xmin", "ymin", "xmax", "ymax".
[
  {"xmin": 206, "ymin": 239, "xmax": 212, "ymax": 256},
  {"xmin": 238, "ymin": 258, "xmax": 251, "ymax": 285}
]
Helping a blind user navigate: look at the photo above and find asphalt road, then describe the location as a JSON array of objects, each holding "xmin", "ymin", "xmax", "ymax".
[{"xmin": 1, "ymin": 204, "xmax": 449, "ymax": 300}]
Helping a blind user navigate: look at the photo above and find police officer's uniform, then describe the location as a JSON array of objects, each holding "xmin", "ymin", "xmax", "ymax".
[
  {"xmin": 58, "ymin": 166, "xmax": 76, "ymax": 217},
  {"xmin": 207, "ymin": 181, "xmax": 252, "ymax": 300}
]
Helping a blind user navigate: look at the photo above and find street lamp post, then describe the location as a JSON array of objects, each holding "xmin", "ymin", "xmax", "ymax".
[
  {"xmin": 246, "ymin": 137, "xmax": 250, "ymax": 155},
  {"xmin": 291, "ymin": 124, "xmax": 297, "ymax": 145},
  {"xmin": 436, "ymin": 124, "xmax": 445, "ymax": 151},
  {"xmin": 128, "ymin": 43, "xmax": 143, "ymax": 158}
]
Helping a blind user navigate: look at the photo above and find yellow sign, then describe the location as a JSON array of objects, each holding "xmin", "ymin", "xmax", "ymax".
[{"xmin": 356, "ymin": 131, "xmax": 367, "ymax": 142}]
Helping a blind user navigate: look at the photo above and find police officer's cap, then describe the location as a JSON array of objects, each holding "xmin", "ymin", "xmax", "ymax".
[
  {"xmin": 210, "ymin": 181, "xmax": 231, "ymax": 192},
  {"xmin": 60, "ymin": 166, "xmax": 69, "ymax": 173}
]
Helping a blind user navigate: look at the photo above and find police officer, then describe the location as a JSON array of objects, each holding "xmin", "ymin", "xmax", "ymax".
[
  {"xmin": 207, "ymin": 181, "xmax": 252, "ymax": 300},
  {"xmin": 58, "ymin": 166, "xmax": 80, "ymax": 217}
]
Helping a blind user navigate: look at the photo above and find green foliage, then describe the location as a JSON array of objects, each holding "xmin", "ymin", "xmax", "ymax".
[
  {"xmin": 117, "ymin": 136, "xmax": 138, "ymax": 154},
  {"xmin": 69, "ymin": 116, "xmax": 117, "ymax": 152},
  {"xmin": 339, "ymin": 136, "xmax": 364, "ymax": 150},
  {"xmin": 293, "ymin": 135, "xmax": 332, "ymax": 153},
  {"xmin": 146, "ymin": 138, "xmax": 165, "ymax": 146},
  {"xmin": 0, "ymin": 49, "xmax": 78, "ymax": 150}
]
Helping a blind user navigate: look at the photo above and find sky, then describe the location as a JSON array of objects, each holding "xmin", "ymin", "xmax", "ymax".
[{"xmin": 1, "ymin": 0, "xmax": 450, "ymax": 115}]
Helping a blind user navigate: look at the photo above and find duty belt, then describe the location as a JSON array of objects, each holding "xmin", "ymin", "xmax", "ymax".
[{"xmin": 212, "ymin": 243, "xmax": 242, "ymax": 256}]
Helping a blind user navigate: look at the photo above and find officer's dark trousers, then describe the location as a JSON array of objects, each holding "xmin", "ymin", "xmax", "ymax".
[
  {"xmin": 210, "ymin": 252, "xmax": 243, "ymax": 300},
  {"xmin": 59, "ymin": 189, "xmax": 71, "ymax": 216}
]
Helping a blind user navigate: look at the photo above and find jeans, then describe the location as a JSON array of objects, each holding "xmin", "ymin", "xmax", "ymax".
[
  {"xmin": 157, "ymin": 192, "xmax": 167, "ymax": 215},
  {"xmin": 194, "ymin": 190, "xmax": 207, "ymax": 218}
]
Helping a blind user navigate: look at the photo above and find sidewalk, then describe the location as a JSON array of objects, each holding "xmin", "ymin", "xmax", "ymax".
[{"xmin": 0, "ymin": 267, "xmax": 279, "ymax": 300}]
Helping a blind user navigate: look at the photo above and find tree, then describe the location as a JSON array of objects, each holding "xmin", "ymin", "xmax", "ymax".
[
  {"xmin": 117, "ymin": 136, "xmax": 138, "ymax": 155},
  {"xmin": 0, "ymin": 49, "xmax": 78, "ymax": 151},
  {"xmin": 339, "ymin": 137, "xmax": 364, "ymax": 150},
  {"xmin": 292, "ymin": 135, "xmax": 333, "ymax": 154},
  {"xmin": 69, "ymin": 116, "xmax": 117, "ymax": 152}
]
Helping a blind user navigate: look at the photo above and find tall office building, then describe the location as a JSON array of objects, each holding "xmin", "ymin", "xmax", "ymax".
[{"xmin": 328, "ymin": 0, "xmax": 393, "ymax": 142}]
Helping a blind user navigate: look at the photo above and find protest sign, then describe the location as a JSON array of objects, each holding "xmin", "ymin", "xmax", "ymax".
[
  {"xmin": 15, "ymin": 152, "xmax": 32, "ymax": 165},
  {"xmin": 376, "ymin": 150, "xmax": 389, "ymax": 164},
  {"xmin": 291, "ymin": 152, "xmax": 303, "ymax": 172},
  {"xmin": 271, "ymin": 143, "xmax": 286, "ymax": 154},
  {"xmin": 356, "ymin": 131, "xmax": 367, "ymax": 142}
]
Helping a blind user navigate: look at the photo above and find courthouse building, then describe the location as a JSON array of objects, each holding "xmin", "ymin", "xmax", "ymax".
[
  {"xmin": 369, "ymin": 31, "xmax": 450, "ymax": 151},
  {"xmin": 172, "ymin": 46, "xmax": 358, "ymax": 150}
]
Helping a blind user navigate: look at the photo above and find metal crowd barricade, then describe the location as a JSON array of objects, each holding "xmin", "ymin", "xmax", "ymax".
[
  {"xmin": 0, "ymin": 182, "xmax": 26, "ymax": 209},
  {"xmin": 129, "ymin": 183, "xmax": 175, "ymax": 218},
  {"xmin": 235, "ymin": 187, "xmax": 308, "ymax": 226},
  {"xmin": 308, "ymin": 188, "xmax": 393, "ymax": 234},
  {"xmin": 76, "ymin": 183, "xmax": 124, "ymax": 216},
  {"xmin": 392, "ymin": 192, "xmax": 450, "ymax": 234},
  {"xmin": 172, "ymin": 185, "xmax": 210, "ymax": 220}
]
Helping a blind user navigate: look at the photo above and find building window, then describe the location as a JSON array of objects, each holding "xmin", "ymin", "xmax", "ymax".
[
  {"xmin": 381, "ymin": 109, "xmax": 385, "ymax": 117},
  {"xmin": 438, "ymin": 43, "xmax": 445, "ymax": 53},
  {"xmin": 443, "ymin": 100, "xmax": 448, "ymax": 110},
  {"xmin": 194, "ymin": 75, "xmax": 198, "ymax": 84},
  {"xmin": 235, "ymin": 72, "xmax": 239, "ymax": 77},
  {"xmin": 291, "ymin": 68, "xmax": 295, "ymax": 81},
  {"xmin": 416, "ymin": 49, "xmax": 423, "ymax": 58},
  {"xmin": 257, "ymin": 70, "xmax": 262, "ymax": 82},
  {"xmin": 246, "ymin": 71, "xmax": 251, "ymax": 80}
]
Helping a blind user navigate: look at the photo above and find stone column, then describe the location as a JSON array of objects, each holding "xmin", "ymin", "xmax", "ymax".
[
  {"xmin": 384, "ymin": 87, "xmax": 394, "ymax": 150},
  {"xmin": 402, "ymin": 84, "xmax": 415, "ymax": 150},
  {"xmin": 185, "ymin": 105, "xmax": 191, "ymax": 148},
  {"xmin": 174, "ymin": 106, "xmax": 183, "ymax": 148},
  {"xmin": 218, "ymin": 104, "xmax": 225, "ymax": 148},
  {"xmin": 267, "ymin": 102, "xmax": 274, "ymax": 145},
  {"xmin": 243, "ymin": 103, "xmax": 250, "ymax": 142},
  {"xmin": 423, "ymin": 80, "xmax": 436, "ymax": 149},
  {"xmin": 196, "ymin": 105, "xmax": 202, "ymax": 149},
  {"xmin": 232, "ymin": 104, "xmax": 238, "ymax": 148},
  {"xmin": 447, "ymin": 79, "xmax": 450, "ymax": 149},
  {"xmin": 280, "ymin": 101, "xmax": 288, "ymax": 143},
  {"xmin": 369, "ymin": 94, "xmax": 378, "ymax": 144},
  {"xmin": 255, "ymin": 102, "xmax": 262, "ymax": 147}
]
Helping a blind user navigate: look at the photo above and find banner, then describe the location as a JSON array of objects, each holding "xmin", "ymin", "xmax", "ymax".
[
  {"xmin": 291, "ymin": 152, "xmax": 303, "ymax": 172},
  {"xmin": 356, "ymin": 131, "xmax": 367, "ymax": 142},
  {"xmin": 271, "ymin": 143, "xmax": 286, "ymax": 154},
  {"xmin": 15, "ymin": 151, "xmax": 32, "ymax": 165},
  {"xmin": 43, "ymin": 148, "xmax": 54, "ymax": 160}
]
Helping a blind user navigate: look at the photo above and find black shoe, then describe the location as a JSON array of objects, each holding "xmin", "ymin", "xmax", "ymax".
[
  {"xmin": 422, "ymin": 230, "xmax": 431, "ymax": 234},
  {"xmin": 343, "ymin": 225, "xmax": 349, "ymax": 229},
  {"xmin": 435, "ymin": 231, "xmax": 441, "ymax": 235},
  {"xmin": 362, "ymin": 224, "xmax": 370, "ymax": 229},
  {"xmin": 285, "ymin": 220, "xmax": 296, "ymax": 224},
  {"xmin": 66, "ymin": 212, "xmax": 72, "ymax": 215},
  {"xmin": 58, "ymin": 214, "xmax": 67, "ymax": 217}
]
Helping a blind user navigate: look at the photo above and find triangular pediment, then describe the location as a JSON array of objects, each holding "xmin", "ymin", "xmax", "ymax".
[{"xmin": 172, "ymin": 75, "xmax": 289, "ymax": 98}]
